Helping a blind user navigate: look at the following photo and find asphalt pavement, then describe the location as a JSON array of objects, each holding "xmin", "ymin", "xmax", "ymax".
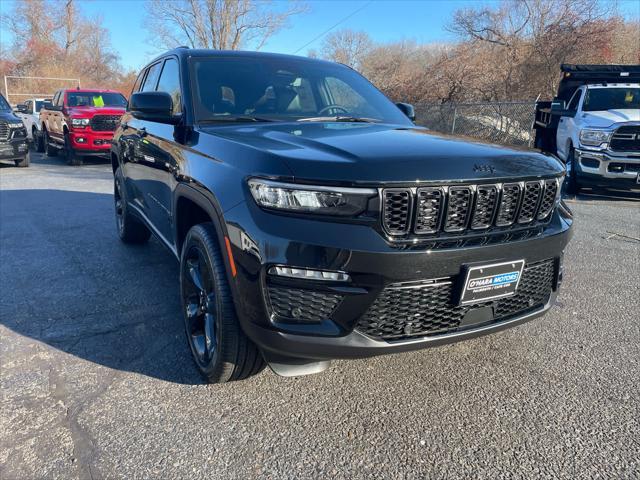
[{"xmin": 1, "ymin": 152, "xmax": 639, "ymax": 479}]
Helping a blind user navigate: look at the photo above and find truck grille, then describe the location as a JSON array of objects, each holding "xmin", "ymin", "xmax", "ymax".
[
  {"xmin": 610, "ymin": 126, "xmax": 640, "ymax": 152},
  {"xmin": 0, "ymin": 121, "xmax": 9, "ymax": 141},
  {"xmin": 356, "ymin": 259, "xmax": 555, "ymax": 341},
  {"xmin": 381, "ymin": 178, "xmax": 559, "ymax": 238},
  {"xmin": 90, "ymin": 115, "xmax": 121, "ymax": 132}
]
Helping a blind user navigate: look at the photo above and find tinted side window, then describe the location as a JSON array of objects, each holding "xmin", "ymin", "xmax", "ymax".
[
  {"xmin": 56, "ymin": 92, "xmax": 64, "ymax": 106},
  {"xmin": 25, "ymin": 100, "xmax": 33, "ymax": 113},
  {"xmin": 156, "ymin": 58, "xmax": 182, "ymax": 115},
  {"xmin": 141, "ymin": 62, "xmax": 162, "ymax": 92},
  {"xmin": 52, "ymin": 91, "xmax": 60, "ymax": 106},
  {"xmin": 132, "ymin": 70, "xmax": 146, "ymax": 94}
]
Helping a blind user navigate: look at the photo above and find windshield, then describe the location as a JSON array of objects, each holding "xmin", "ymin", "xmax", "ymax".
[
  {"xmin": 190, "ymin": 56, "xmax": 412, "ymax": 125},
  {"xmin": 583, "ymin": 87, "xmax": 640, "ymax": 111},
  {"xmin": 67, "ymin": 92, "xmax": 127, "ymax": 108},
  {"xmin": 0, "ymin": 94, "xmax": 11, "ymax": 111}
]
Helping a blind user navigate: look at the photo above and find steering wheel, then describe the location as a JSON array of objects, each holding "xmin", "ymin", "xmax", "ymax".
[{"xmin": 318, "ymin": 105, "xmax": 349, "ymax": 116}]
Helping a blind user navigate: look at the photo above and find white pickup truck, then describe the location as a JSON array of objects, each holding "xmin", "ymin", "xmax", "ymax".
[
  {"xmin": 15, "ymin": 98, "xmax": 51, "ymax": 152},
  {"xmin": 534, "ymin": 65, "xmax": 640, "ymax": 194}
]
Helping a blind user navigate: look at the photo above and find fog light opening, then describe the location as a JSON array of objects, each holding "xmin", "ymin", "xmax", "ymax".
[{"xmin": 268, "ymin": 266, "xmax": 350, "ymax": 282}]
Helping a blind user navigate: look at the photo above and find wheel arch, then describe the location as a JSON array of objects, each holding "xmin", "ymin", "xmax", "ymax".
[{"xmin": 174, "ymin": 183, "xmax": 229, "ymax": 260}]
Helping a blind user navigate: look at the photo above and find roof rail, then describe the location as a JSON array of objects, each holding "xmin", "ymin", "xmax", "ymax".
[{"xmin": 176, "ymin": 45, "xmax": 190, "ymax": 49}]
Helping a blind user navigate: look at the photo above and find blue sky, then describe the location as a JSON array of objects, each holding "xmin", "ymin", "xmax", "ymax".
[{"xmin": 1, "ymin": 0, "xmax": 639, "ymax": 72}]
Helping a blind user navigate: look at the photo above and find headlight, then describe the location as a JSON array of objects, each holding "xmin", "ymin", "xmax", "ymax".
[
  {"xmin": 71, "ymin": 118, "xmax": 90, "ymax": 127},
  {"xmin": 579, "ymin": 129, "xmax": 611, "ymax": 146},
  {"xmin": 248, "ymin": 179, "xmax": 376, "ymax": 216},
  {"xmin": 8, "ymin": 122, "xmax": 23, "ymax": 128}
]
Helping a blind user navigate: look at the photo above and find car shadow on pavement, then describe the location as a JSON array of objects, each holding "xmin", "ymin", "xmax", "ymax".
[{"xmin": 0, "ymin": 188, "xmax": 206, "ymax": 384}]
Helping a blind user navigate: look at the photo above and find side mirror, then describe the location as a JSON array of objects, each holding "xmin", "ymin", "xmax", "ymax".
[
  {"xmin": 129, "ymin": 92, "xmax": 179, "ymax": 124},
  {"xmin": 396, "ymin": 102, "xmax": 416, "ymax": 122}
]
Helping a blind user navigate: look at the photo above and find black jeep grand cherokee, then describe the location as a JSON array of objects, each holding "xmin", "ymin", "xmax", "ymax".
[{"xmin": 112, "ymin": 48, "xmax": 573, "ymax": 383}]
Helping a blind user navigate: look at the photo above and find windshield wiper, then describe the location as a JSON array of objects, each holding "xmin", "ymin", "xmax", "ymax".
[
  {"xmin": 297, "ymin": 116, "xmax": 380, "ymax": 123},
  {"xmin": 199, "ymin": 115, "xmax": 275, "ymax": 124}
]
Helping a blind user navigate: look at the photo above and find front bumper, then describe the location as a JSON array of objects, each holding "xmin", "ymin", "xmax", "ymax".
[
  {"xmin": 575, "ymin": 148, "xmax": 640, "ymax": 190},
  {"xmin": 0, "ymin": 137, "xmax": 28, "ymax": 160},
  {"xmin": 69, "ymin": 130, "xmax": 114, "ymax": 156},
  {"xmin": 223, "ymin": 200, "xmax": 573, "ymax": 361}
]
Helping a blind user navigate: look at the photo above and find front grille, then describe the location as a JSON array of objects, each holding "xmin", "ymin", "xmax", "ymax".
[
  {"xmin": 90, "ymin": 114, "xmax": 121, "ymax": 132},
  {"xmin": 356, "ymin": 259, "xmax": 555, "ymax": 341},
  {"xmin": 267, "ymin": 285, "xmax": 342, "ymax": 323},
  {"xmin": 610, "ymin": 126, "xmax": 640, "ymax": 152},
  {"xmin": 0, "ymin": 121, "xmax": 9, "ymax": 141},
  {"xmin": 381, "ymin": 178, "xmax": 558, "ymax": 238}
]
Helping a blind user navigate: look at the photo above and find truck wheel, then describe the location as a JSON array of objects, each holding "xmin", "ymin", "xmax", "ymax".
[
  {"xmin": 64, "ymin": 133, "xmax": 82, "ymax": 166},
  {"xmin": 33, "ymin": 128, "xmax": 44, "ymax": 153},
  {"xmin": 43, "ymin": 130, "xmax": 58, "ymax": 157},
  {"xmin": 180, "ymin": 223, "xmax": 265, "ymax": 384},
  {"xmin": 15, "ymin": 151, "xmax": 30, "ymax": 168},
  {"xmin": 114, "ymin": 167, "xmax": 151, "ymax": 244},
  {"xmin": 566, "ymin": 148, "xmax": 580, "ymax": 195}
]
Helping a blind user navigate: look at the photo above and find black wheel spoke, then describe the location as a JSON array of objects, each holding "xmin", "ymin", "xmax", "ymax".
[
  {"xmin": 203, "ymin": 313, "xmax": 215, "ymax": 360},
  {"xmin": 186, "ymin": 258, "xmax": 204, "ymax": 291}
]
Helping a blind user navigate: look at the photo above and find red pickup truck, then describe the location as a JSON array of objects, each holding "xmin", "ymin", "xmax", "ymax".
[{"xmin": 40, "ymin": 88, "xmax": 127, "ymax": 165}]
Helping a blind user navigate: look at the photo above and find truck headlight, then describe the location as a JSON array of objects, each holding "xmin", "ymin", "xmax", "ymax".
[
  {"xmin": 71, "ymin": 118, "xmax": 90, "ymax": 127},
  {"xmin": 248, "ymin": 179, "xmax": 376, "ymax": 216},
  {"xmin": 579, "ymin": 129, "xmax": 610, "ymax": 147}
]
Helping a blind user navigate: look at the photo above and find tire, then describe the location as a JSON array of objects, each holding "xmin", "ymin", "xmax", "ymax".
[
  {"xmin": 64, "ymin": 133, "xmax": 82, "ymax": 166},
  {"xmin": 565, "ymin": 147, "xmax": 580, "ymax": 195},
  {"xmin": 34, "ymin": 128, "xmax": 44, "ymax": 153},
  {"xmin": 113, "ymin": 167, "xmax": 151, "ymax": 244},
  {"xmin": 180, "ymin": 223, "xmax": 265, "ymax": 383},
  {"xmin": 43, "ymin": 129, "xmax": 58, "ymax": 157},
  {"xmin": 14, "ymin": 151, "xmax": 30, "ymax": 168}
]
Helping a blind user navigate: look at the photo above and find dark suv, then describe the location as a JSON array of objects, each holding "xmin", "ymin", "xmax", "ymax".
[
  {"xmin": 112, "ymin": 48, "xmax": 573, "ymax": 383},
  {"xmin": 0, "ymin": 93, "xmax": 29, "ymax": 167}
]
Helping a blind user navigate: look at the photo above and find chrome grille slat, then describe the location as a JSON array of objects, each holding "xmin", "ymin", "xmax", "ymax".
[{"xmin": 381, "ymin": 178, "xmax": 558, "ymax": 238}]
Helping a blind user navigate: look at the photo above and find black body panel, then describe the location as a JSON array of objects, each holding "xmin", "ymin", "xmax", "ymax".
[{"xmin": 111, "ymin": 48, "xmax": 572, "ymax": 364}]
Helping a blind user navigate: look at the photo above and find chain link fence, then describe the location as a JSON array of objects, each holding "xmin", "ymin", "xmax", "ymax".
[{"xmin": 414, "ymin": 101, "xmax": 537, "ymax": 147}]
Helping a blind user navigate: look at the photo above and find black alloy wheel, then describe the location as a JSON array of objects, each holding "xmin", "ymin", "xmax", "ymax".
[
  {"xmin": 180, "ymin": 223, "xmax": 265, "ymax": 383},
  {"xmin": 113, "ymin": 167, "xmax": 151, "ymax": 244},
  {"xmin": 182, "ymin": 244, "xmax": 219, "ymax": 369}
]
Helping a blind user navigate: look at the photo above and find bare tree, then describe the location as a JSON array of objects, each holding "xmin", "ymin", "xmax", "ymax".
[
  {"xmin": 320, "ymin": 29, "xmax": 373, "ymax": 69},
  {"xmin": 145, "ymin": 0, "xmax": 307, "ymax": 51}
]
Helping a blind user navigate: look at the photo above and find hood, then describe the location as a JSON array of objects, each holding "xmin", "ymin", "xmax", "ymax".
[
  {"xmin": 580, "ymin": 109, "xmax": 640, "ymax": 128},
  {"xmin": 67, "ymin": 106, "xmax": 125, "ymax": 117},
  {"xmin": 0, "ymin": 110, "xmax": 21, "ymax": 122},
  {"xmin": 203, "ymin": 122, "xmax": 563, "ymax": 184}
]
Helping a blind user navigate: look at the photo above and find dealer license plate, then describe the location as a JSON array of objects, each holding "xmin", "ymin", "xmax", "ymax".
[{"xmin": 459, "ymin": 260, "xmax": 525, "ymax": 305}]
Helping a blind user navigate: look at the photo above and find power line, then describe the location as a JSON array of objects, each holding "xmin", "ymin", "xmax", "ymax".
[{"xmin": 292, "ymin": 1, "xmax": 373, "ymax": 54}]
